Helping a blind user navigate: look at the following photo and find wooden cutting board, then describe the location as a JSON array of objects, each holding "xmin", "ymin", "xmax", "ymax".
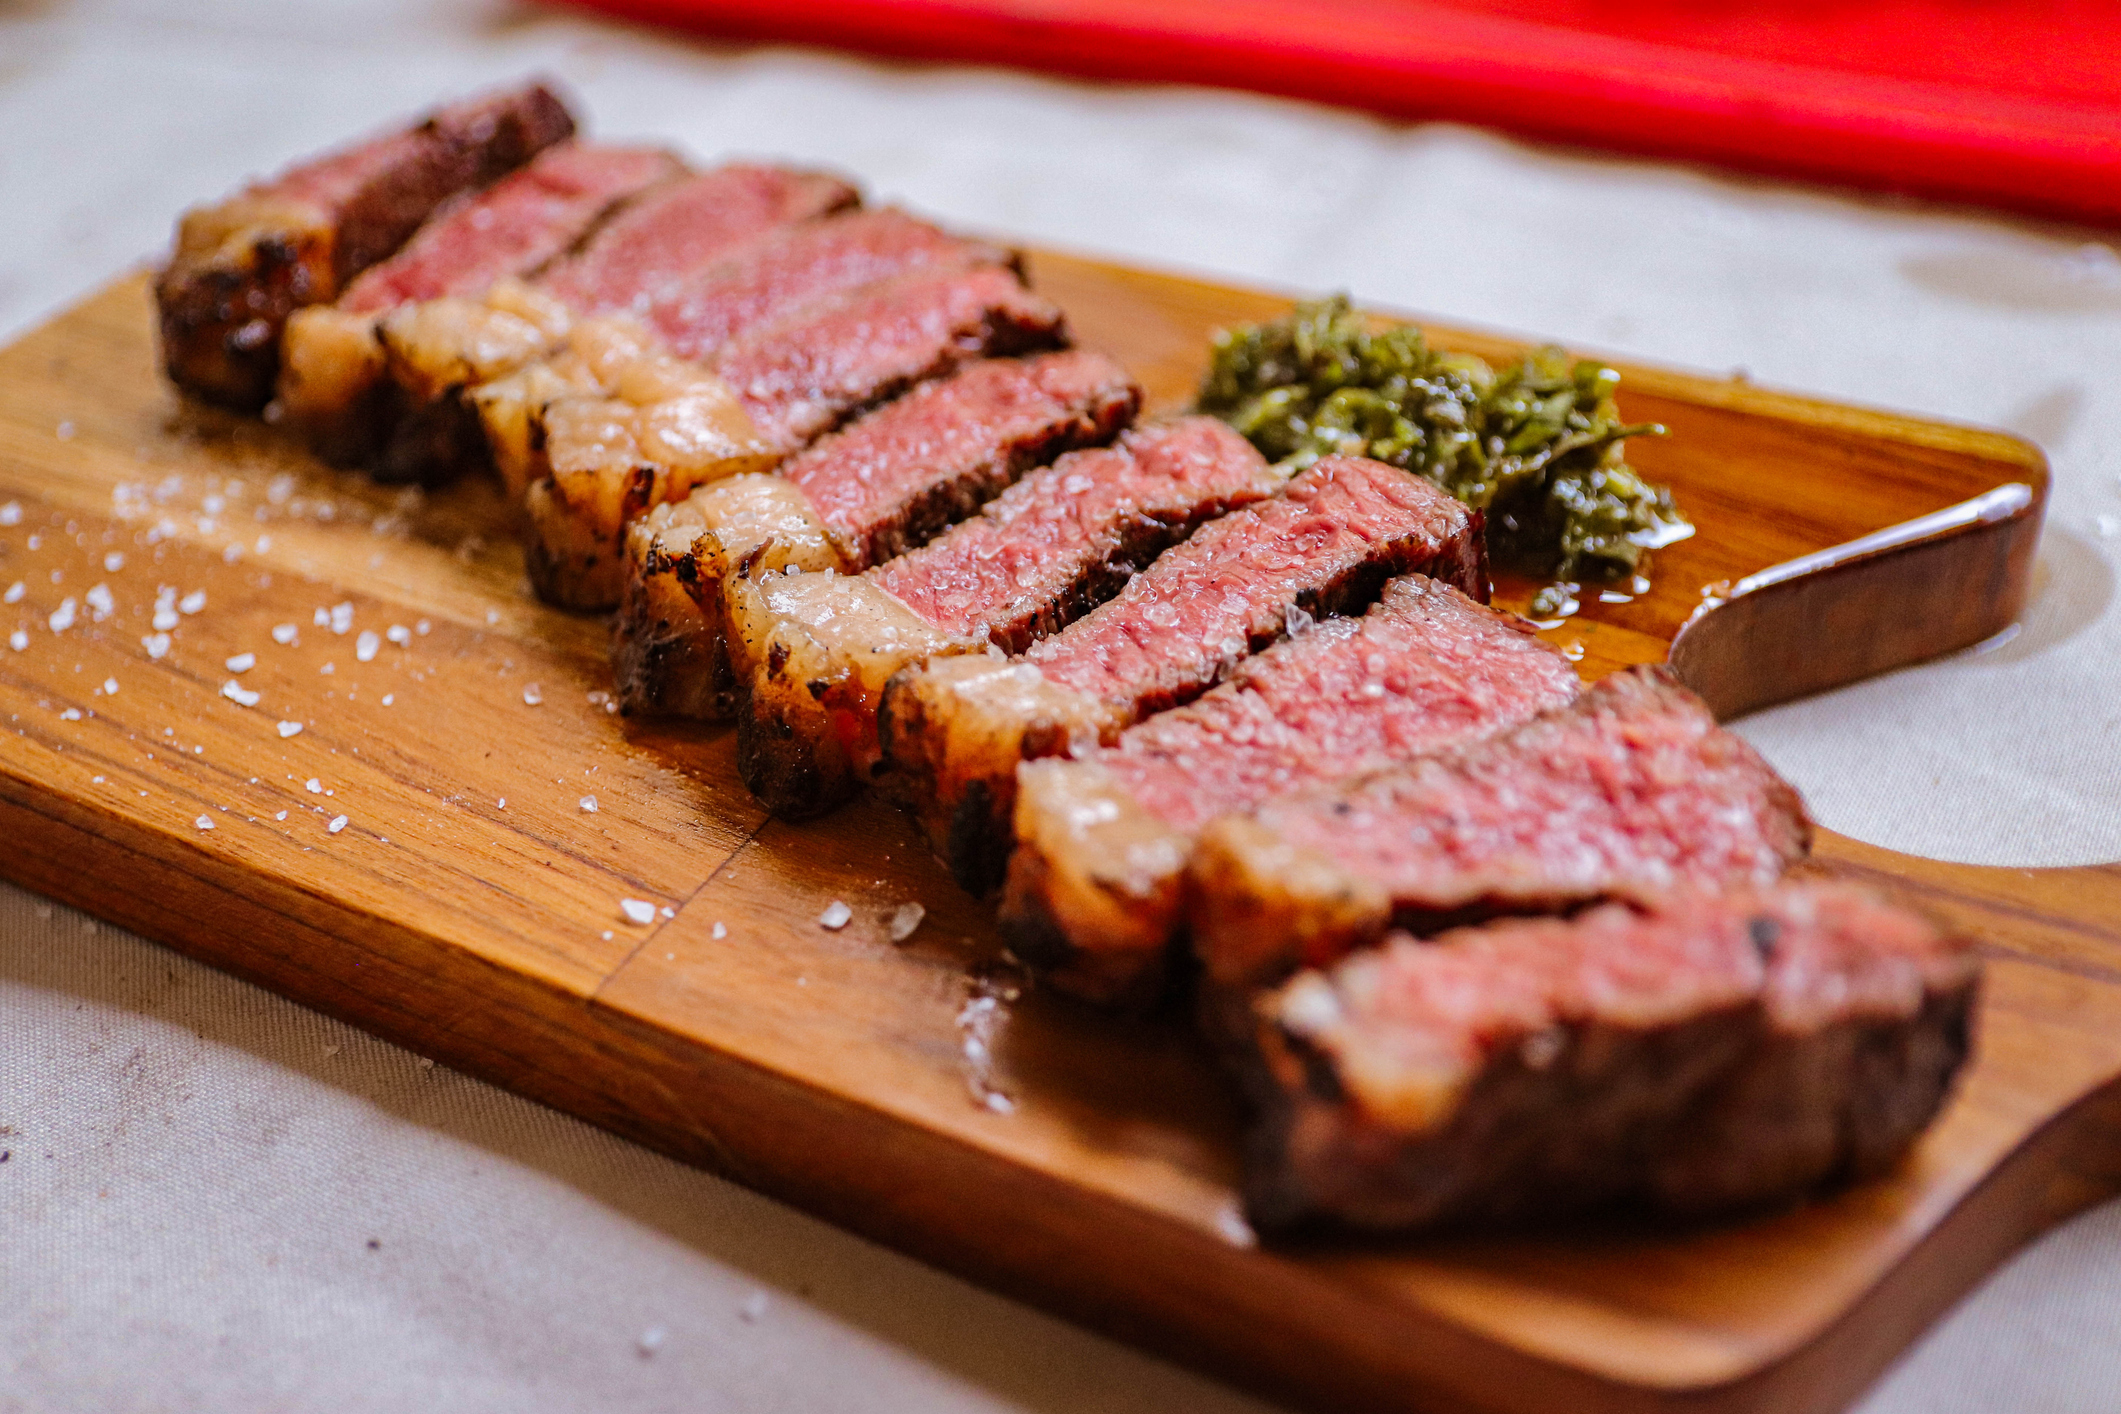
[{"xmin": 2, "ymin": 258, "xmax": 2110, "ymax": 1414}]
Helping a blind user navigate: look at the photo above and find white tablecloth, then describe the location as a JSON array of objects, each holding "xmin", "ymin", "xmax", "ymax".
[{"xmin": 6, "ymin": 3, "xmax": 2120, "ymax": 1409}]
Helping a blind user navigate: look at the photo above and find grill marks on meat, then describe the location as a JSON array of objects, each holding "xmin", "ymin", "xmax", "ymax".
[
  {"xmin": 277, "ymin": 142, "xmax": 682, "ymax": 464},
  {"xmin": 1002, "ymin": 577, "xmax": 1578, "ymax": 1007},
  {"xmin": 1238, "ymin": 884, "xmax": 1978, "ymax": 1234},
  {"xmin": 1190, "ymin": 665, "xmax": 1814, "ymax": 992},
  {"xmin": 883, "ymin": 455, "xmax": 1488, "ymax": 895},
  {"xmin": 524, "ymin": 262, "xmax": 1070, "ymax": 610},
  {"xmin": 157, "ymin": 80, "xmax": 574, "ymax": 410},
  {"xmin": 728, "ymin": 417, "xmax": 1278, "ymax": 818},
  {"xmin": 612, "ymin": 350, "xmax": 1141, "ymax": 719}
]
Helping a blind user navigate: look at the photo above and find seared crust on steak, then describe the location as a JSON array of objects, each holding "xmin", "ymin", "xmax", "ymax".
[
  {"xmin": 1190, "ymin": 664, "xmax": 1813, "ymax": 991},
  {"xmin": 884, "ymin": 455, "xmax": 1488, "ymax": 895},
  {"xmin": 614, "ymin": 350, "xmax": 1140, "ymax": 718},
  {"xmin": 730, "ymin": 417, "xmax": 1278, "ymax": 818},
  {"xmin": 613, "ymin": 475, "xmax": 853, "ymax": 719},
  {"xmin": 276, "ymin": 142, "xmax": 682, "ymax": 464},
  {"xmin": 157, "ymin": 81, "xmax": 574, "ymax": 410},
  {"xmin": 523, "ymin": 355, "xmax": 780, "ymax": 609},
  {"xmin": 1238, "ymin": 884, "xmax": 1978, "ymax": 1233},
  {"xmin": 1001, "ymin": 576, "xmax": 1577, "ymax": 1006}
]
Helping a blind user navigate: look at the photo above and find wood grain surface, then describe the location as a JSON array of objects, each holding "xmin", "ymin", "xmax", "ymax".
[{"xmin": 0, "ymin": 260, "xmax": 2104, "ymax": 1414}]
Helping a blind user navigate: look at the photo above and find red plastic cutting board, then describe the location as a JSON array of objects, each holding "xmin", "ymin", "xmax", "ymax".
[{"xmin": 569, "ymin": 0, "xmax": 2121, "ymax": 228}]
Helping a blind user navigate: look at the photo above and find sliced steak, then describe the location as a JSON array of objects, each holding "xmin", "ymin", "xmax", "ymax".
[
  {"xmin": 277, "ymin": 142, "xmax": 682, "ymax": 463},
  {"xmin": 1238, "ymin": 883, "xmax": 1978, "ymax": 1234},
  {"xmin": 157, "ymin": 80, "xmax": 574, "ymax": 410},
  {"xmin": 884, "ymin": 455, "xmax": 1487, "ymax": 895},
  {"xmin": 523, "ymin": 262, "xmax": 1069, "ymax": 609},
  {"xmin": 1002, "ymin": 576, "xmax": 1577, "ymax": 1007},
  {"xmin": 1189, "ymin": 664, "xmax": 1813, "ymax": 991},
  {"xmin": 728, "ymin": 417, "xmax": 1277, "ymax": 818},
  {"xmin": 538, "ymin": 165, "xmax": 863, "ymax": 319},
  {"xmin": 613, "ymin": 350, "xmax": 1140, "ymax": 718},
  {"xmin": 372, "ymin": 163, "xmax": 858, "ymax": 483},
  {"xmin": 478, "ymin": 205, "xmax": 974, "ymax": 491}
]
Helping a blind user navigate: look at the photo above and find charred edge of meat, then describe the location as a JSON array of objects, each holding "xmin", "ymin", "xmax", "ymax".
[
  {"xmin": 156, "ymin": 82, "xmax": 575, "ymax": 411},
  {"xmin": 373, "ymin": 389, "xmax": 492, "ymax": 486},
  {"xmin": 158, "ymin": 236, "xmax": 322, "ymax": 413},
  {"xmin": 735, "ymin": 704, "xmax": 846, "ymax": 820}
]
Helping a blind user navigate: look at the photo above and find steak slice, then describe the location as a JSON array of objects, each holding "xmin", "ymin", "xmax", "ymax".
[
  {"xmin": 371, "ymin": 163, "xmax": 858, "ymax": 484},
  {"xmin": 523, "ymin": 263, "xmax": 1069, "ymax": 610},
  {"xmin": 1189, "ymin": 665, "xmax": 1813, "ymax": 991},
  {"xmin": 613, "ymin": 350, "xmax": 1140, "ymax": 719},
  {"xmin": 157, "ymin": 80, "xmax": 574, "ymax": 410},
  {"xmin": 473, "ymin": 206, "xmax": 994, "ymax": 498},
  {"xmin": 883, "ymin": 455, "xmax": 1487, "ymax": 895},
  {"xmin": 727, "ymin": 416, "xmax": 1277, "ymax": 818},
  {"xmin": 277, "ymin": 142, "xmax": 683, "ymax": 464},
  {"xmin": 1238, "ymin": 883, "xmax": 1979, "ymax": 1234},
  {"xmin": 1002, "ymin": 576, "xmax": 1578, "ymax": 1007}
]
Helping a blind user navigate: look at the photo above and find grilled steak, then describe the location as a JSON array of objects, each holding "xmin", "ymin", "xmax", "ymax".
[
  {"xmin": 1238, "ymin": 883, "xmax": 1978, "ymax": 1234},
  {"xmin": 884, "ymin": 455, "xmax": 1487, "ymax": 895},
  {"xmin": 1002, "ymin": 576, "xmax": 1577, "ymax": 1007},
  {"xmin": 524, "ymin": 263, "xmax": 1069, "ymax": 609},
  {"xmin": 1190, "ymin": 665, "xmax": 1813, "ymax": 991},
  {"xmin": 728, "ymin": 417, "xmax": 1278, "ymax": 818},
  {"xmin": 157, "ymin": 80, "xmax": 574, "ymax": 410},
  {"xmin": 372, "ymin": 163, "xmax": 858, "ymax": 484},
  {"xmin": 613, "ymin": 350, "xmax": 1140, "ymax": 718},
  {"xmin": 478, "ymin": 206, "xmax": 977, "ymax": 492},
  {"xmin": 277, "ymin": 142, "xmax": 682, "ymax": 464}
]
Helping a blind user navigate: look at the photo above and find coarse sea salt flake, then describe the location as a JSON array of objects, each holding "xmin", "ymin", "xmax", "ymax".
[
  {"xmin": 48, "ymin": 598, "xmax": 76, "ymax": 633},
  {"xmin": 0, "ymin": 503, "xmax": 18, "ymax": 526},
  {"xmin": 330, "ymin": 603, "xmax": 353, "ymax": 634},
  {"xmin": 819, "ymin": 900, "xmax": 852, "ymax": 930},
  {"xmin": 313, "ymin": 608, "xmax": 330, "ymax": 627},
  {"xmin": 711, "ymin": 922, "xmax": 727, "ymax": 940},
  {"xmin": 226, "ymin": 652, "xmax": 255, "ymax": 673},
  {"xmin": 356, "ymin": 630, "xmax": 379, "ymax": 662},
  {"xmin": 178, "ymin": 590, "xmax": 206, "ymax": 615},
  {"xmin": 328, "ymin": 815, "xmax": 348, "ymax": 834},
  {"xmin": 272, "ymin": 623, "xmax": 298, "ymax": 645},
  {"xmin": 59, "ymin": 708, "xmax": 81, "ymax": 721},
  {"xmin": 579, "ymin": 795, "xmax": 598, "ymax": 812},
  {"xmin": 386, "ymin": 625, "xmax": 411, "ymax": 646},
  {"xmin": 9, "ymin": 631, "xmax": 27, "ymax": 652},
  {"xmin": 152, "ymin": 609, "xmax": 178, "ymax": 631},
  {"xmin": 620, "ymin": 898, "xmax": 656, "ymax": 925},
  {"xmin": 305, "ymin": 778, "xmax": 321, "ymax": 792},
  {"xmin": 277, "ymin": 721, "xmax": 303, "ymax": 738},
  {"xmin": 3, "ymin": 581, "xmax": 23, "ymax": 604},
  {"xmin": 142, "ymin": 633, "xmax": 169, "ymax": 659},
  {"xmin": 194, "ymin": 815, "xmax": 214, "ymax": 830},
  {"xmin": 103, "ymin": 552, "xmax": 125, "ymax": 573},
  {"xmin": 86, "ymin": 584, "xmax": 114, "ymax": 618},
  {"xmin": 381, "ymin": 694, "xmax": 394, "ymax": 707},
  {"xmin": 887, "ymin": 902, "xmax": 926, "ymax": 943},
  {"xmin": 102, "ymin": 678, "xmax": 117, "ymax": 695},
  {"xmin": 220, "ymin": 680, "xmax": 260, "ymax": 707}
]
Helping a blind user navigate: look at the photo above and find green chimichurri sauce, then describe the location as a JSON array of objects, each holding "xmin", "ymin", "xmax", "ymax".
[{"xmin": 1196, "ymin": 295, "xmax": 1691, "ymax": 588}]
